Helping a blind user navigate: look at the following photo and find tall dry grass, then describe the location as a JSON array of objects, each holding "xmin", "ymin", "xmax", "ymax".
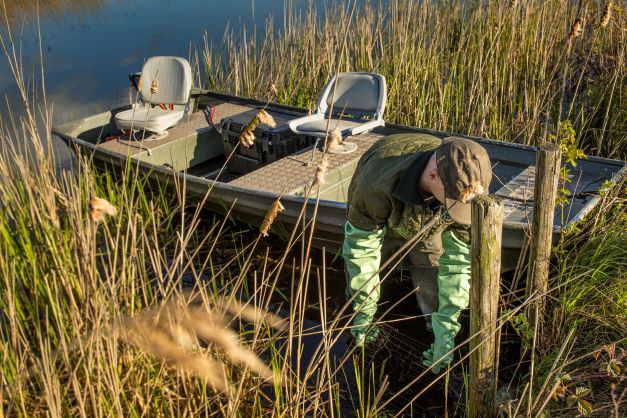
[
  {"xmin": 201, "ymin": 0, "xmax": 625, "ymax": 159},
  {"xmin": 0, "ymin": 95, "xmax": 348, "ymax": 417},
  {"xmin": 0, "ymin": 82, "xmax": 365, "ymax": 416}
]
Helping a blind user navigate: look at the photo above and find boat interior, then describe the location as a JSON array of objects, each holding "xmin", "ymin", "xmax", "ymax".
[
  {"xmin": 64, "ymin": 98, "xmax": 389, "ymax": 201},
  {"xmin": 56, "ymin": 56, "xmax": 623, "ymax": 226}
]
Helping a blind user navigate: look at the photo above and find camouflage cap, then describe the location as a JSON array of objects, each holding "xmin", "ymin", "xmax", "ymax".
[{"xmin": 435, "ymin": 137, "xmax": 492, "ymax": 225}]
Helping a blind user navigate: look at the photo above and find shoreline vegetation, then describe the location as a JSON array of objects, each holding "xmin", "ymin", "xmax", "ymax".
[
  {"xmin": 202, "ymin": 0, "xmax": 625, "ymax": 159},
  {"xmin": 1, "ymin": 0, "xmax": 625, "ymax": 416}
]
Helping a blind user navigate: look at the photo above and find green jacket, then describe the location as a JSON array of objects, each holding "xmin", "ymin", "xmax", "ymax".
[
  {"xmin": 347, "ymin": 134, "xmax": 470, "ymax": 242},
  {"xmin": 344, "ymin": 133, "xmax": 472, "ymax": 373}
]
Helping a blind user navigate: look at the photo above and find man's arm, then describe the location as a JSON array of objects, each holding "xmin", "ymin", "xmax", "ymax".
[{"xmin": 422, "ymin": 229, "xmax": 472, "ymax": 373}]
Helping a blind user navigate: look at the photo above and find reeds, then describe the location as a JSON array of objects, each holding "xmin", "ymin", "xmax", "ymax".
[
  {"xmin": 202, "ymin": 0, "xmax": 625, "ymax": 159},
  {"xmin": 238, "ymin": 109, "xmax": 276, "ymax": 148}
]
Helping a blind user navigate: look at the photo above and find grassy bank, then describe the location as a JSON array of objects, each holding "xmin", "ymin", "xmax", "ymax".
[
  {"xmin": 0, "ymin": 0, "xmax": 625, "ymax": 417},
  {"xmin": 500, "ymin": 176, "xmax": 626, "ymax": 417},
  {"xmin": 531, "ymin": 177, "xmax": 625, "ymax": 417}
]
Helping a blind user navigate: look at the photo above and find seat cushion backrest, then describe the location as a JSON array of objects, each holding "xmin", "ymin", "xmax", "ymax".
[
  {"xmin": 140, "ymin": 56, "xmax": 192, "ymax": 106},
  {"xmin": 325, "ymin": 73, "xmax": 380, "ymax": 113}
]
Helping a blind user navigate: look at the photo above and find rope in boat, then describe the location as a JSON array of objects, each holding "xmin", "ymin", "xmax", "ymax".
[{"xmin": 203, "ymin": 105, "xmax": 222, "ymax": 133}]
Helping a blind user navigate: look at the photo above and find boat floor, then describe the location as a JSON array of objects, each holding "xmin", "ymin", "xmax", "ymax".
[{"xmin": 229, "ymin": 130, "xmax": 385, "ymax": 195}]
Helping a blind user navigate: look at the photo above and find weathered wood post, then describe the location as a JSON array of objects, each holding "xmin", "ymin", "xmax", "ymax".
[
  {"xmin": 469, "ymin": 195, "xmax": 503, "ymax": 418},
  {"xmin": 525, "ymin": 144, "xmax": 561, "ymax": 329}
]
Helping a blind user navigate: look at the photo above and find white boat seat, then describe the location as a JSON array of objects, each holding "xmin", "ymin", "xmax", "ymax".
[
  {"xmin": 115, "ymin": 105, "xmax": 185, "ymax": 133},
  {"xmin": 115, "ymin": 56, "xmax": 192, "ymax": 137},
  {"xmin": 288, "ymin": 72, "xmax": 387, "ymax": 138}
]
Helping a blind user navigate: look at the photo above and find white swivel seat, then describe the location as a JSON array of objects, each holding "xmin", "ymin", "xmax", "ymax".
[
  {"xmin": 115, "ymin": 56, "xmax": 193, "ymax": 140},
  {"xmin": 288, "ymin": 72, "xmax": 387, "ymax": 141}
]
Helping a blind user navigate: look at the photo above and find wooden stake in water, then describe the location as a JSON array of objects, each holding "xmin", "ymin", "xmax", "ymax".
[
  {"xmin": 469, "ymin": 195, "xmax": 503, "ymax": 418},
  {"xmin": 525, "ymin": 145, "xmax": 561, "ymax": 331}
]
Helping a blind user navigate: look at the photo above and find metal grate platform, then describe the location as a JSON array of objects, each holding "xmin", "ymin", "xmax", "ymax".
[
  {"xmin": 95, "ymin": 100, "xmax": 386, "ymax": 198},
  {"xmin": 229, "ymin": 130, "xmax": 385, "ymax": 195}
]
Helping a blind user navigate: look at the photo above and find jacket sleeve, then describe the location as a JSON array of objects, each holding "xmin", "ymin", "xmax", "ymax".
[
  {"xmin": 342, "ymin": 221, "xmax": 386, "ymax": 346},
  {"xmin": 422, "ymin": 229, "xmax": 472, "ymax": 373}
]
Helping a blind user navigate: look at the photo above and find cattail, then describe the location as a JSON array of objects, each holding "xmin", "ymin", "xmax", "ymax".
[
  {"xmin": 239, "ymin": 110, "xmax": 275, "ymax": 148},
  {"xmin": 239, "ymin": 129, "xmax": 255, "ymax": 148},
  {"xmin": 314, "ymin": 157, "xmax": 329, "ymax": 186},
  {"xmin": 459, "ymin": 182, "xmax": 485, "ymax": 202},
  {"xmin": 600, "ymin": 2, "xmax": 612, "ymax": 28},
  {"xmin": 89, "ymin": 197, "xmax": 118, "ymax": 222},
  {"xmin": 256, "ymin": 109, "xmax": 276, "ymax": 128},
  {"xmin": 260, "ymin": 199, "xmax": 285, "ymax": 237},
  {"xmin": 567, "ymin": 17, "xmax": 584, "ymax": 43},
  {"xmin": 150, "ymin": 79, "xmax": 159, "ymax": 95},
  {"xmin": 307, "ymin": 107, "xmax": 313, "ymax": 116},
  {"xmin": 137, "ymin": 76, "xmax": 143, "ymax": 90},
  {"xmin": 327, "ymin": 128, "xmax": 342, "ymax": 151},
  {"xmin": 269, "ymin": 82, "xmax": 279, "ymax": 98}
]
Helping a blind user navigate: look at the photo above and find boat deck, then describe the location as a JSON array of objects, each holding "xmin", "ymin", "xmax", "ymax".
[
  {"xmin": 98, "ymin": 99, "xmax": 386, "ymax": 198},
  {"xmin": 80, "ymin": 93, "xmax": 624, "ymax": 231},
  {"xmin": 98, "ymin": 102, "xmax": 252, "ymax": 156},
  {"xmin": 53, "ymin": 89, "xmax": 625, "ymax": 249}
]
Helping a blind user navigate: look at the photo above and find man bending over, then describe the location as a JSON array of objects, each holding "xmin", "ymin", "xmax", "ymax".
[{"xmin": 343, "ymin": 133, "xmax": 492, "ymax": 374}]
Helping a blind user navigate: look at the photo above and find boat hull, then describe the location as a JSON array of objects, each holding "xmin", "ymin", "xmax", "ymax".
[{"xmin": 53, "ymin": 90, "xmax": 626, "ymax": 269}]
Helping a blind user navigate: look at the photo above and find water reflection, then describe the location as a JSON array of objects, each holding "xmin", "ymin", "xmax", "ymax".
[{"xmin": 1, "ymin": 0, "xmax": 106, "ymax": 25}]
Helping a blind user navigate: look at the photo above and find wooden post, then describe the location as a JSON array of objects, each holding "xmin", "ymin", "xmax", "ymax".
[
  {"xmin": 525, "ymin": 145, "xmax": 561, "ymax": 328},
  {"xmin": 469, "ymin": 195, "xmax": 503, "ymax": 418}
]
